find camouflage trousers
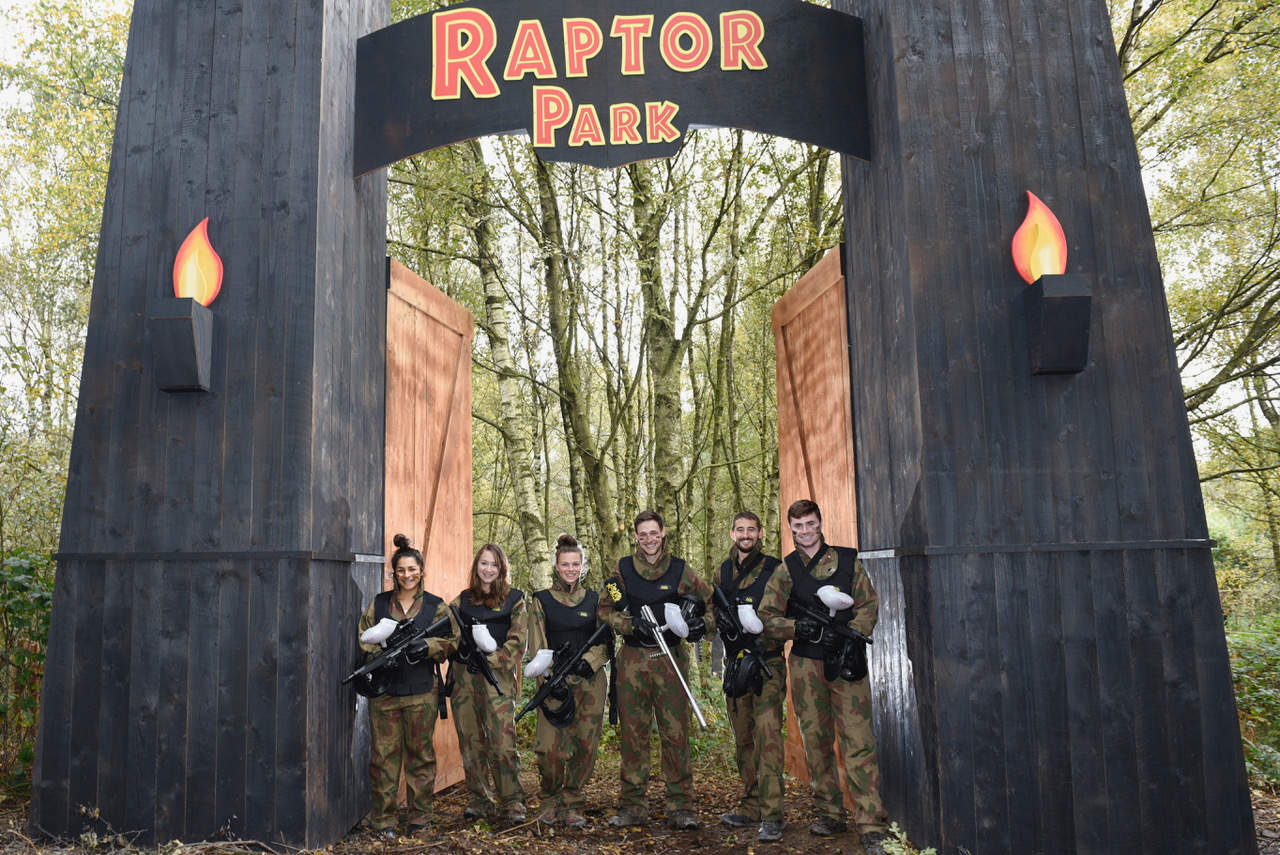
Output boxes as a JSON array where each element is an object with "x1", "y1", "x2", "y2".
[
  {"x1": 450, "y1": 664, "x2": 525, "y2": 812},
  {"x1": 725, "y1": 651, "x2": 787, "y2": 822},
  {"x1": 789, "y1": 654, "x2": 888, "y2": 831},
  {"x1": 534, "y1": 668, "x2": 607, "y2": 815},
  {"x1": 368, "y1": 691, "x2": 439, "y2": 829},
  {"x1": 616, "y1": 642, "x2": 694, "y2": 814}
]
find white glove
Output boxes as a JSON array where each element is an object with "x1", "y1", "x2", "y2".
[
  {"x1": 737, "y1": 603, "x2": 764, "y2": 635},
  {"x1": 663, "y1": 601, "x2": 690, "y2": 638},
  {"x1": 472, "y1": 623, "x2": 498, "y2": 653},
  {"x1": 817, "y1": 584, "x2": 854, "y2": 617},
  {"x1": 360, "y1": 617, "x2": 400, "y2": 646},
  {"x1": 524, "y1": 648, "x2": 554, "y2": 678}
]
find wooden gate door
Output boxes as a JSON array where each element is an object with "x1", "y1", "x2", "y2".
[
  {"x1": 385, "y1": 259, "x2": 473, "y2": 791},
  {"x1": 772, "y1": 245, "x2": 858, "y2": 800}
]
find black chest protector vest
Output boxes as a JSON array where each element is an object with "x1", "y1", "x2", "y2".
[
  {"x1": 373, "y1": 590, "x2": 443, "y2": 696},
  {"x1": 618, "y1": 555, "x2": 685, "y2": 647},
  {"x1": 535, "y1": 589, "x2": 602, "y2": 653},
  {"x1": 719, "y1": 552, "x2": 782, "y2": 657},
  {"x1": 785, "y1": 544, "x2": 857, "y2": 661},
  {"x1": 457, "y1": 589, "x2": 524, "y2": 647}
]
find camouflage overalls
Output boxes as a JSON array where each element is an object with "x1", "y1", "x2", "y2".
[
  {"x1": 449, "y1": 589, "x2": 527, "y2": 816},
  {"x1": 717, "y1": 544, "x2": 788, "y2": 824},
  {"x1": 597, "y1": 550, "x2": 712, "y2": 817},
  {"x1": 357, "y1": 589, "x2": 458, "y2": 831},
  {"x1": 526, "y1": 576, "x2": 613, "y2": 819},
  {"x1": 758, "y1": 541, "x2": 889, "y2": 833}
]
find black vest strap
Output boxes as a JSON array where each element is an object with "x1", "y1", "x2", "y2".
[
  {"x1": 373, "y1": 590, "x2": 443, "y2": 696},
  {"x1": 619, "y1": 555, "x2": 685, "y2": 647},
  {"x1": 458, "y1": 589, "x2": 524, "y2": 646},
  {"x1": 785, "y1": 545, "x2": 856, "y2": 661},
  {"x1": 535, "y1": 588, "x2": 601, "y2": 653}
]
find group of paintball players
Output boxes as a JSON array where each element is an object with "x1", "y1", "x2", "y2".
[{"x1": 347, "y1": 499, "x2": 891, "y2": 855}]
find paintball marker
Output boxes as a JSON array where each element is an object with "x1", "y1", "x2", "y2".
[
  {"x1": 712, "y1": 585, "x2": 774, "y2": 681},
  {"x1": 342, "y1": 613, "x2": 451, "y2": 686},
  {"x1": 448, "y1": 604, "x2": 504, "y2": 695},
  {"x1": 791, "y1": 600, "x2": 872, "y2": 682},
  {"x1": 515, "y1": 621, "x2": 612, "y2": 726},
  {"x1": 639, "y1": 604, "x2": 708, "y2": 728}
]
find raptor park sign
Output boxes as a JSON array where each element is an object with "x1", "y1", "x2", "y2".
[{"x1": 353, "y1": 0, "x2": 870, "y2": 171}]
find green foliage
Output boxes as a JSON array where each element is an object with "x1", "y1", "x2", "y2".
[
  {"x1": 1226, "y1": 616, "x2": 1280, "y2": 791},
  {"x1": 0, "y1": 550, "x2": 54, "y2": 795},
  {"x1": 882, "y1": 822, "x2": 938, "y2": 855}
]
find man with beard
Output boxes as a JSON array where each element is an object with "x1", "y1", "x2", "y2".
[
  {"x1": 714, "y1": 511, "x2": 787, "y2": 842},
  {"x1": 758, "y1": 499, "x2": 889, "y2": 855}
]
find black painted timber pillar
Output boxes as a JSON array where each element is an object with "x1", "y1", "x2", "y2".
[
  {"x1": 840, "y1": 0, "x2": 1256, "y2": 853},
  {"x1": 31, "y1": 1, "x2": 389, "y2": 846}
]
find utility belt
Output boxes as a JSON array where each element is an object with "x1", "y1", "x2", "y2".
[{"x1": 623, "y1": 633, "x2": 684, "y2": 650}]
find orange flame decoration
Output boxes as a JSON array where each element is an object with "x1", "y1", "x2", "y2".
[
  {"x1": 173, "y1": 218, "x2": 224, "y2": 306},
  {"x1": 1010, "y1": 191, "x2": 1067, "y2": 284}
]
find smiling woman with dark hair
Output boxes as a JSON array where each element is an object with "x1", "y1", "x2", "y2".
[
  {"x1": 448, "y1": 543, "x2": 527, "y2": 824},
  {"x1": 355, "y1": 533, "x2": 458, "y2": 840}
]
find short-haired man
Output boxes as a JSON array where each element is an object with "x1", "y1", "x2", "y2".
[
  {"x1": 714, "y1": 511, "x2": 788, "y2": 842},
  {"x1": 598, "y1": 510, "x2": 713, "y2": 830},
  {"x1": 758, "y1": 499, "x2": 889, "y2": 855}
]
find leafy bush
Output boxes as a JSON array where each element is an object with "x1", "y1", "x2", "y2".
[
  {"x1": 1227, "y1": 615, "x2": 1280, "y2": 792},
  {"x1": 1, "y1": 550, "x2": 54, "y2": 796}
]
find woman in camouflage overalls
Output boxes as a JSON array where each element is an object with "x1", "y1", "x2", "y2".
[
  {"x1": 356, "y1": 534, "x2": 458, "y2": 839},
  {"x1": 449, "y1": 543, "x2": 528, "y2": 823},
  {"x1": 524, "y1": 534, "x2": 612, "y2": 828}
]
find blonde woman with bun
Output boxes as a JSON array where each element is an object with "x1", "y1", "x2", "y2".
[
  {"x1": 524, "y1": 534, "x2": 613, "y2": 828},
  {"x1": 355, "y1": 534, "x2": 458, "y2": 839},
  {"x1": 448, "y1": 543, "x2": 527, "y2": 824}
]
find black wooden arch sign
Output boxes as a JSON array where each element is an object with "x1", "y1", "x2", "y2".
[{"x1": 354, "y1": 0, "x2": 869, "y2": 173}]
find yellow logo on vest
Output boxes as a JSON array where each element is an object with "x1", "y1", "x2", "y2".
[{"x1": 606, "y1": 581, "x2": 624, "y2": 603}]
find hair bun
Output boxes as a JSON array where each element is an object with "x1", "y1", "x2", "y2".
[
  {"x1": 393, "y1": 533, "x2": 412, "y2": 549},
  {"x1": 555, "y1": 533, "x2": 579, "y2": 549}
]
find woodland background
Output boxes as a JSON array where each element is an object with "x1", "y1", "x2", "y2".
[{"x1": 0, "y1": 0, "x2": 1277, "y2": 809}]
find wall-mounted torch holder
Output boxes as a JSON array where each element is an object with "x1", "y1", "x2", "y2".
[
  {"x1": 148, "y1": 297, "x2": 213, "y2": 392},
  {"x1": 1025, "y1": 273, "x2": 1091, "y2": 375}
]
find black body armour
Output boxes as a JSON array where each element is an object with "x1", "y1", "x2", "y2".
[
  {"x1": 457, "y1": 589, "x2": 524, "y2": 647},
  {"x1": 719, "y1": 553, "x2": 783, "y2": 659},
  {"x1": 535, "y1": 589, "x2": 602, "y2": 653},
  {"x1": 618, "y1": 556, "x2": 685, "y2": 647},
  {"x1": 785, "y1": 545, "x2": 857, "y2": 661},
  {"x1": 373, "y1": 590, "x2": 443, "y2": 696}
]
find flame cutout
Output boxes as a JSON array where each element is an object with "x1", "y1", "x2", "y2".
[
  {"x1": 1011, "y1": 191, "x2": 1067, "y2": 284},
  {"x1": 173, "y1": 218, "x2": 224, "y2": 306}
]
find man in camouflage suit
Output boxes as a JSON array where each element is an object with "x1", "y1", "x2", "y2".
[
  {"x1": 758, "y1": 499, "x2": 890, "y2": 855},
  {"x1": 714, "y1": 511, "x2": 788, "y2": 842},
  {"x1": 598, "y1": 510, "x2": 712, "y2": 830}
]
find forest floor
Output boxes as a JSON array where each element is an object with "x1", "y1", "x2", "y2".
[{"x1": 2, "y1": 754, "x2": 1277, "y2": 855}]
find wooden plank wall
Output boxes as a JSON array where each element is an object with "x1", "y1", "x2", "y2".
[
  {"x1": 384, "y1": 260, "x2": 474, "y2": 791},
  {"x1": 836, "y1": 0, "x2": 1256, "y2": 851},
  {"x1": 33, "y1": 0, "x2": 391, "y2": 847},
  {"x1": 772, "y1": 246, "x2": 863, "y2": 803}
]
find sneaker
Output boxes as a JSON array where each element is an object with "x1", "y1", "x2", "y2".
[
  {"x1": 406, "y1": 823, "x2": 431, "y2": 836},
  {"x1": 463, "y1": 804, "x2": 492, "y2": 820},
  {"x1": 808, "y1": 817, "x2": 847, "y2": 836},
  {"x1": 859, "y1": 830, "x2": 889, "y2": 855},
  {"x1": 607, "y1": 808, "x2": 647, "y2": 827},
  {"x1": 535, "y1": 808, "x2": 557, "y2": 826},
  {"x1": 371, "y1": 828, "x2": 397, "y2": 842},
  {"x1": 667, "y1": 810, "x2": 701, "y2": 830},
  {"x1": 720, "y1": 812, "x2": 755, "y2": 828},
  {"x1": 758, "y1": 820, "x2": 784, "y2": 842},
  {"x1": 562, "y1": 812, "x2": 589, "y2": 829},
  {"x1": 505, "y1": 808, "x2": 527, "y2": 824}
]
